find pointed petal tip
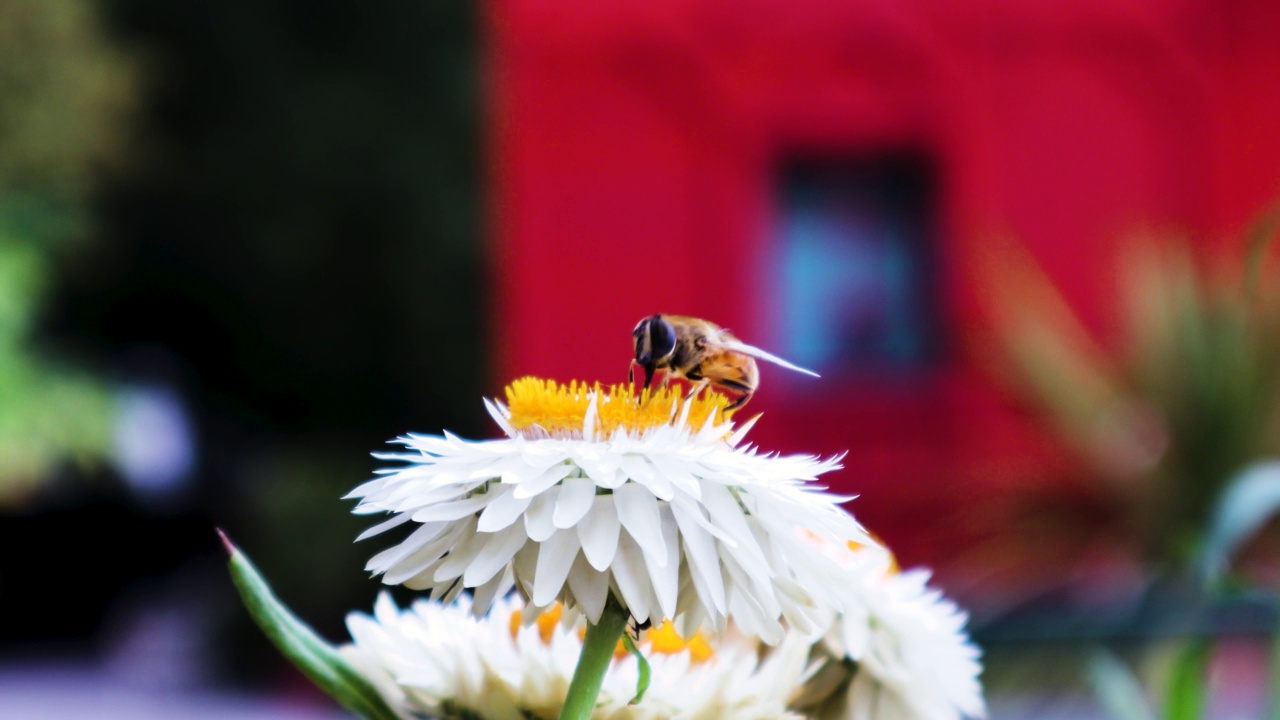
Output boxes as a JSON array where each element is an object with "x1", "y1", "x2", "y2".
[{"x1": 216, "y1": 527, "x2": 235, "y2": 556}]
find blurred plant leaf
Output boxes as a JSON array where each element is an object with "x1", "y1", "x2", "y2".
[
  {"x1": 1163, "y1": 640, "x2": 1210, "y2": 720},
  {"x1": 1198, "y1": 461, "x2": 1280, "y2": 584},
  {"x1": 980, "y1": 207, "x2": 1280, "y2": 568},
  {"x1": 222, "y1": 531, "x2": 401, "y2": 720},
  {"x1": 1244, "y1": 200, "x2": 1280, "y2": 302},
  {"x1": 1087, "y1": 650, "x2": 1156, "y2": 720}
]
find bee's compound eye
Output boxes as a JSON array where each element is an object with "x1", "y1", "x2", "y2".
[
  {"x1": 649, "y1": 316, "x2": 677, "y2": 360},
  {"x1": 633, "y1": 319, "x2": 649, "y2": 357}
]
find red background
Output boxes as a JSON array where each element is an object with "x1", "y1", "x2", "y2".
[{"x1": 484, "y1": 0, "x2": 1280, "y2": 601}]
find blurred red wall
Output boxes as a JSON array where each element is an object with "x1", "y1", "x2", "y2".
[{"x1": 484, "y1": 0, "x2": 1280, "y2": 596}]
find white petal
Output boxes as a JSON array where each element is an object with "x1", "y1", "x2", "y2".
[
  {"x1": 616, "y1": 453, "x2": 655, "y2": 486},
  {"x1": 674, "y1": 507, "x2": 726, "y2": 615},
  {"x1": 379, "y1": 545, "x2": 445, "y2": 586},
  {"x1": 511, "y1": 543, "x2": 540, "y2": 600},
  {"x1": 523, "y1": 489, "x2": 557, "y2": 542},
  {"x1": 842, "y1": 605, "x2": 872, "y2": 659},
  {"x1": 576, "y1": 496, "x2": 621, "y2": 571},
  {"x1": 728, "y1": 581, "x2": 783, "y2": 645},
  {"x1": 476, "y1": 487, "x2": 533, "y2": 532},
  {"x1": 610, "y1": 532, "x2": 652, "y2": 623},
  {"x1": 355, "y1": 512, "x2": 414, "y2": 541},
  {"x1": 641, "y1": 506, "x2": 680, "y2": 620},
  {"x1": 511, "y1": 461, "x2": 575, "y2": 500},
  {"x1": 483, "y1": 397, "x2": 518, "y2": 438},
  {"x1": 389, "y1": 483, "x2": 466, "y2": 514},
  {"x1": 565, "y1": 553, "x2": 609, "y2": 623},
  {"x1": 722, "y1": 552, "x2": 780, "y2": 620},
  {"x1": 433, "y1": 579, "x2": 465, "y2": 604},
  {"x1": 401, "y1": 560, "x2": 447, "y2": 591},
  {"x1": 411, "y1": 493, "x2": 489, "y2": 523},
  {"x1": 462, "y1": 524, "x2": 529, "y2": 586},
  {"x1": 614, "y1": 483, "x2": 666, "y2": 566},
  {"x1": 552, "y1": 477, "x2": 596, "y2": 528},
  {"x1": 365, "y1": 521, "x2": 449, "y2": 569},
  {"x1": 618, "y1": 454, "x2": 672, "y2": 499},
  {"x1": 344, "y1": 475, "x2": 390, "y2": 501},
  {"x1": 430, "y1": 521, "x2": 487, "y2": 582},
  {"x1": 377, "y1": 523, "x2": 470, "y2": 583},
  {"x1": 470, "y1": 566, "x2": 514, "y2": 616},
  {"x1": 726, "y1": 413, "x2": 761, "y2": 446},
  {"x1": 700, "y1": 484, "x2": 769, "y2": 576},
  {"x1": 533, "y1": 529, "x2": 580, "y2": 606},
  {"x1": 647, "y1": 453, "x2": 701, "y2": 499},
  {"x1": 670, "y1": 494, "x2": 735, "y2": 545}
]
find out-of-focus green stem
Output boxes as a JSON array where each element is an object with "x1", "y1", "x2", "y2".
[{"x1": 558, "y1": 601, "x2": 628, "y2": 720}]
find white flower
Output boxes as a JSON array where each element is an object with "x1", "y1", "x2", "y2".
[
  {"x1": 822, "y1": 547, "x2": 986, "y2": 720},
  {"x1": 348, "y1": 378, "x2": 873, "y2": 644},
  {"x1": 340, "y1": 592, "x2": 813, "y2": 720}
]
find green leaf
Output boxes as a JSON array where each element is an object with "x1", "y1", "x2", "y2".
[
  {"x1": 1164, "y1": 640, "x2": 1211, "y2": 720},
  {"x1": 1198, "y1": 461, "x2": 1280, "y2": 584},
  {"x1": 620, "y1": 632, "x2": 651, "y2": 705},
  {"x1": 1086, "y1": 650, "x2": 1155, "y2": 720},
  {"x1": 1243, "y1": 200, "x2": 1280, "y2": 302},
  {"x1": 221, "y1": 530, "x2": 402, "y2": 720}
]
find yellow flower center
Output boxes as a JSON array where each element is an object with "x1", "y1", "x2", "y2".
[
  {"x1": 847, "y1": 538, "x2": 900, "y2": 575},
  {"x1": 509, "y1": 601, "x2": 565, "y2": 644},
  {"x1": 511, "y1": 605, "x2": 715, "y2": 663},
  {"x1": 503, "y1": 377, "x2": 731, "y2": 438},
  {"x1": 645, "y1": 620, "x2": 714, "y2": 663}
]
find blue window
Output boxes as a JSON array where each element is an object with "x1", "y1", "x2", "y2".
[{"x1": 772, "y1": 154, "x2": 939, "y2": 376}]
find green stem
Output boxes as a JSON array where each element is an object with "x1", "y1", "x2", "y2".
[{"x1": 558, "y1": 602, "x2": 628, "y2": 720}]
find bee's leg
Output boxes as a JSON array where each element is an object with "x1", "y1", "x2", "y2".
[
  {"x1": 688, "y1": 378, "x2": 710, "y2": 400},
  {"x1": 724, "y1": 390, "x2": 753, "y2": 411},
  {"x1": 626, "y1": 615, "x2": 651, "y2": 643},
  {"x1": 715, "y1": 378, "x2": 753, "y2": 411},
  {"x1": 637, "y1": 366, "x2": 665, "y2": 406}
]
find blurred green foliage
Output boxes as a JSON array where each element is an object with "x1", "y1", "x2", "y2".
[
  {"x1": 0, "y1": 0, "x2": 139, "y2": 502},
  {"x1": 986, "y1": 211, "x2": 1280, "y2": 568},
  {"x1": 986, "y1": 215, "x2": 1280, "y2": 719},
  {"x1": 1126, "y1": 236, "x2": 1280, "y2": 563},
  {"x1": 0, "y1": 0, "x2": 137, "y2": 198}
]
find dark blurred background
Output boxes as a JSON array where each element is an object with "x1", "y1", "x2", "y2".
[
  {"x1": 5, "y1": 0, "x2": 1280, "y2": 717},
  {"x1": 0, "y1": 0, "x2": 485, "y2": 706}
]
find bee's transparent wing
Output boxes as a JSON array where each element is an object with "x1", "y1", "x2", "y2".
[{"x1": 717, "y1": 338, "x2": 820, "y2": 377}]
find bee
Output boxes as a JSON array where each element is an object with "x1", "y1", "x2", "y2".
[{"x1": 629, "y1": 314, "x2": 819, "y2": 411}]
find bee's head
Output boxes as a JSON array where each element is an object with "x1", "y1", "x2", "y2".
[{"x1": 633, "y1": 314, "x2": 677, "y2": 388}]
